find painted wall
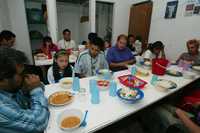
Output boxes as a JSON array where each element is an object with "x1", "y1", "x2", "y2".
[
  {"x1": 132, "y1": 0, "x2": 200, "y2": 60},
  {"x1": 95, "y1": 0, "x2": 136, "y2": 44},
  {"x1": 6, "y1": 0, "x2": 33, "y2": 63},
  {"x1": 57, "y1": 2, "x2": 81, "y2": 44},
  {"x1": 0, "y1": 0, "x2": 11, "y2": 31}
]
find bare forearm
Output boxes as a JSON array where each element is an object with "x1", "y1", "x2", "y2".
[
  {"x1": 177, "y1": 110, "x2": 200, "y2": 133},
  {"x1": 109, "y1": 59, "x2": 135, "y2": 69}
]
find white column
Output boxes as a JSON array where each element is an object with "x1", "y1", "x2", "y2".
[
  {"x1": 46, "y1": 0, "x2": 58, "y2": 43},
  {"x1": 89, "y1": 0, "x2": 96, "y2": 32}
]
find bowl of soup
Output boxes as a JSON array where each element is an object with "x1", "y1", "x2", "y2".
[
  {"x1": 58, "y1": 109, "x2": 83, "y2": 131},
  {"x1": 59, "y1": 78, "x2": 73, "y2": 89}
]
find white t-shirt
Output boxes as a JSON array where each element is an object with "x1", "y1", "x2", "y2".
[
  {"x1": 57, "y1": 39, "x2": 76, "y2": 49},
  {"x1": 142, "y1": 49, "x2": 162, "y2": 61},
  {"x1": 47, "y1": 66, "x2": 74, "y2": 84},
  {"x1": 134, "y1": 40, "x2": 142, "y2": 54}
]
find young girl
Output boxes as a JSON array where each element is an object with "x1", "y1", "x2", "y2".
[
  {"x1": 40, "y1": 36, "x2": 58, "y2": 59},
  {"x1": 142, "y1": 41, "x2": 165, "y2": 62},
  {"x1": 47, "y1": 49, "x2": 73, "y2": 84}
]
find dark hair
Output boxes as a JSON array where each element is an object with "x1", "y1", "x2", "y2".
[
  {"x1": 52, "y1": 49, "x2": 72, "y2": 83},
  {"x1": 0, "y1": 30, "x2": 16, "y2": 41},
  {"x1": 128, "y1": 34, "x2": 135, "y2": 39},
  {"x1": 63, "y1": 29, "x2": 71, "y2": 34},
  {"x1": 91, "y1": 37, "x2": 104, "y2": 51},
  {"x1": 148, "y1": 41, "x2": 164, "y2": 52},
  {"x1": 81, "y1": 41, "x2": 87, "y2": 45},
  {"x1": 0, "y1": 48, "x2": 28, "y2": 80},
  {"x1": 43, "y1": 36, "x2": 52, "y2": 43},
  {"x1": 88, "y1": 32, "x2": 97, "y2": 42},
  {"x1": 135, "y1": 35, "x2": 142, "y2": 41}
]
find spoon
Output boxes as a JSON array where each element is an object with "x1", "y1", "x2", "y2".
[{"x1": 80, "y1": 110, "x2": 88, "y2": 127}]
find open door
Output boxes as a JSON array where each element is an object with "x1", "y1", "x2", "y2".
[{"x1": 129, "y1": 1, "x2": 153, "y2": 50}]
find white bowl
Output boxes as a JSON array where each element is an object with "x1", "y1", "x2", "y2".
[
  {"x1": 58, "y1": 109, "x2": 83, "y2": 131},
  {"x1": 59, "y1": 78, "x2": 73, "y2": 89},
  {"x1": 182, "y1": 71, "x2": 196, "y2": 79}
]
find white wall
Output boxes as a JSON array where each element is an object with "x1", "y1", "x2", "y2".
[
  {"x1": 57, "y1": 2, "x2": 81, "y2": 44},
  {"x1": 133, "y1": 0, "x2": 200, "y2": 60},
  {"x1": 0, "y1": 0, "x2": 11, "y2": 31},
  {"x1": 96, "y1": 0, "x2": 136, "y2": 44},
  {"x1": 6, "y1": 0, "x2": 33, "y2": 64},
  {"x1": 80, "y1": 21, "x2": 90, "y2": 43}
]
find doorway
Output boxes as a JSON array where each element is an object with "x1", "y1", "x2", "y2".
[
  {"x1": 129, "y1": 1, "x2": 153, "y2": 50},
  {"x1": 96, "y1": 1, "x2": 114, "y2": 42}
]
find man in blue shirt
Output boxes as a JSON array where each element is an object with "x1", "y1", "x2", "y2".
[
  {"x1": 107, "y1": 34, "x2": 135, "y2": 71},
  {"x1": 0, "y1": 47, "x2": 49, "y2": 133}
]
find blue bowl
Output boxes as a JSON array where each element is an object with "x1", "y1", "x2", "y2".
[{"x1": 117, "y1": 88, "x2": 144, "y2": 104}]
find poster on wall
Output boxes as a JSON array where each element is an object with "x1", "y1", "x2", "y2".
[
  {"x1": 193, "y1": 5, "x2": 200, "y2": 15},
  {"x1": 184, "y1": 4, "x2": 195, "y2": 16},
  {"x1": 165, "y1": 1, "x2": 179, "y2": 19}
]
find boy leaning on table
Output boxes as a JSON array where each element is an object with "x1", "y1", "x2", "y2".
[{"x1": 0, "y1": 47, "x2": 49, "y2": 133}]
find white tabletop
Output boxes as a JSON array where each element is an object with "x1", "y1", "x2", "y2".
[{"x1": 44, "y1": 65, "x2": 199, "y2": 133}]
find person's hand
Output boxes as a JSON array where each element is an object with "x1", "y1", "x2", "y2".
[
  {"x1": 176, "y1": 108, "x2": 188, "y2": 118},
  {"x1": 23, "y1": 74, "x2": 41, "y2": 92}
]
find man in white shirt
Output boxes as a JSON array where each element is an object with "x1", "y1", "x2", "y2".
[{"x1": 57, "y1": 29, "x2": 76, "y2": 50}]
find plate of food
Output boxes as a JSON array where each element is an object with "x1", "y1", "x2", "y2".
[
  {"x1": 155, "y1": 79, "x2": 177, "y2": 92},
  {"x1": 59, "y1": 78, "x2": 73, "y2": 89},
  {"x1": 58, "y1": 109, "x2": 83, "y2": 131},
  {"x1": 117, "y1": 88, "x2": 144, "y2": 104},
  {"x1": 166, "y1": 69, "x2": 182, "y2": 77},
  {"x1": 48, "y1": 91, "x2": 74, "y2": 106},
  {"x1": 136, "y1": 67, "x2": 149, "y2": 77},
  {"x1": 192, "y1": 65, "x2": 200, "y2": 72},
  {"x1": 118, "y1": 75, "x2": 147, "y2": 89},
  {"x1": 97, "y1": 80, "x2": 110, "y2": 90}
]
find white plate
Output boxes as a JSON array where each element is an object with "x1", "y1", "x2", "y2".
[
  {"x1": 192, "y1": 66, "x2": 200, "y2": 71},
  {"x1": 48, "y1": 91, "x2": 74, "y2": 106},
  {"x1": 155, "y1": 79, "x2": 177, "y2": 92}
]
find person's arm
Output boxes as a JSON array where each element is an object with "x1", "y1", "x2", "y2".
[
  {"x1": 109, "y1": 59, "x2": 135, "y2": 69},
  {"x1": 74, "y1": 55, "x2": 86, "y2": 78},
  {"x1": 1, "y1": 75, "x2": 49, "y2": 133},
  {"x1": 176, "y1": 108, "x2": 200, "y2": 133},
  {"x1": 47, "y1": 67, "x2": 55, "y2": 84}
]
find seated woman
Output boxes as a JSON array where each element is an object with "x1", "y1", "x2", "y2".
[
  {"x1": 39, "y1": 36, "x2": 59, "y2": 58},
  {"x1": 47, "y1": 49, "x2": 73, "y2": 84},
  {"x1": 142, "y1": 41, "x2": 165, "y2": 62},
  {"x1": 176, "y1": 39, "x2": 200, "y2": 66},
  {"x1": 74, "y1": 37, "x2": 108, "y2": 78},
  {"x1": 106, "y1": 34, "x2": 135, "y2": 72}
]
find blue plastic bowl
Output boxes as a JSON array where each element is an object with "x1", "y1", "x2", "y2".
[{"x1": 117, "y1": 88, "x2": 144, "y2": 104}]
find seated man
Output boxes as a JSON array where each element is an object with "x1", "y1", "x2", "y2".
[
  {"x1": 57, "y1": 29, "x2": 76, "y2": 50},
  {"x1": 74, "y1": 37, "x2": 108, "y2": 78},
  {"x1": 176, "y1": 39, "x2": 200, "y2": 65},
  {"x1": 0, "y1": 48, "x2": 49, "y2": 133},
  {"x1": 0, "y1": 30, "x2": 16, "y2": 48},
  {"x1": 106, "y1": 34, "x2": 135, "y2": 71}
]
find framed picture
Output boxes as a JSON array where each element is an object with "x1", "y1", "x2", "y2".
[
  {"x1": 165, "y1": 1, "x2": 178, "y2": 19},
  {"x1": 184, "y1": 4, "x2": 195, "y2": 16},
  {"x1": 193, "y1": 5, "x2": 200, "y2": 15}
]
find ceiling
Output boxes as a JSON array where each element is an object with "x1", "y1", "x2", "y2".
[{"x1": 56, "y1": 0, "x2": 88, "y2": 4}]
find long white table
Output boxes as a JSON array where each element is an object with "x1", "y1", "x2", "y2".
[{"x1": 44, "y1": 65, "x2": 199, "y2": 133}]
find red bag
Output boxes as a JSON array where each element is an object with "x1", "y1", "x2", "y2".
[{"x1": 152, "y1": 58, "x2": 169, "y2": 75}]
